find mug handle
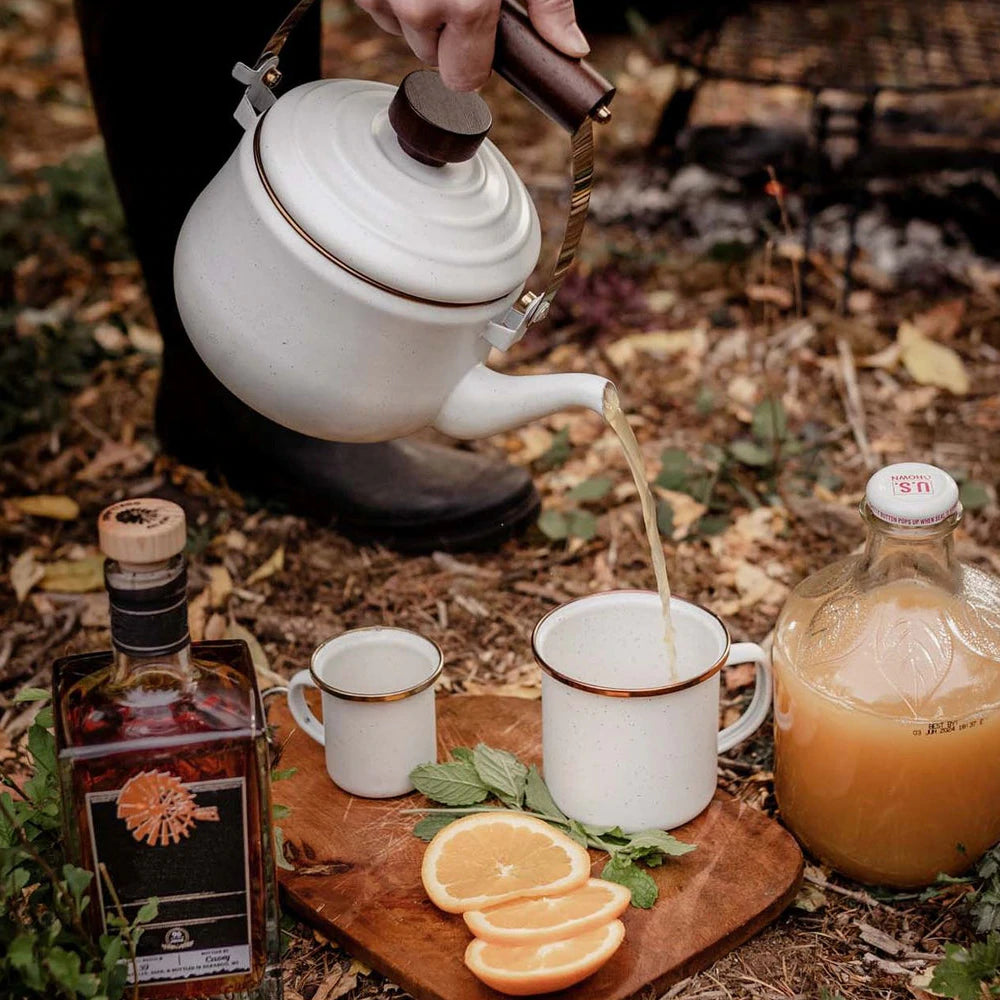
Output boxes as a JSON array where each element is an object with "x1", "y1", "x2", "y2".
[
  {"x1": 287, "y1": 669, "x2": 325, "y2": 746},
  {"x1": 717, "y1": 642, "x2": 773, "y2": 754}
]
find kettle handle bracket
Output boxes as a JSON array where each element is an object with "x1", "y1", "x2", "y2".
[{"x1": 232, "y1": 56, "x2": 281, "y2": 130}]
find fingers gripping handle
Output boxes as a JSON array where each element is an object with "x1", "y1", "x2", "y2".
[
  {"x1": 717, "y1": 642, "x2": 773, "y2": 754},
  {"x1": 287, "y1": 669, "x2": 326, "y2": 746}
]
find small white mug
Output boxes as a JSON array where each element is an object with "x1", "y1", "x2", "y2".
[
  {"x1": 287, "y1": 627, "x2": 443, "y2": 798},
  {"x1": 534, "y1": 591, "x2": 772, "y2": 832}
]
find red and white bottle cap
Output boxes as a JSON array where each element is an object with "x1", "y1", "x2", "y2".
[{"x1": 865, "y1": 462, "x2": 961, "y2": 527}]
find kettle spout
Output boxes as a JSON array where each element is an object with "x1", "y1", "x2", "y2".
[{"x1": 433, "y1": 365, "x2": 612, "y2": 440}]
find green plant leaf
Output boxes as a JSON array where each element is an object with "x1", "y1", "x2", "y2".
[
  {"x1": 272, "y1": 803, "x2": 291, "y2": 820},
  {"x1": 62, "y1": 864, "x2": 93, "y2": 911},
  {"x1": 535, "y1": 428, "x2": 571, "y2": 471},
  {"x1": 565, "y1": 509, "x2": 597, "y2": 542},
  {"x1": 44, "y1": 946, "x2": 83, "y2": 992},
  {"x1": 960, "y1": 481, "x2": 991, "y2": 511},
  {"x1": 729, "y1": 440, "x2": 773, "y2": 467},
  {"x1": 134, "y1": 898, "x2": 159, "y2": 925},
  {"x1": 524, "y1": 765, "x2": 568, "y2": 823},
  {"x1": 410, "y1": 761, "x2": 490, "y2": 806},
  {"x1": 270, "y1": 767, "x2": 297, "y2": 782},
  {"x1": 930, "y1": 935, "x2": 1000, "y2": 1000},
  {"x1": 450, "y1": 747, "x2": 474, "y2": 764},
  {"x1": 600, "y1": 856, "x2": 658, "y2": 909},
  {"x1": 566, "y1": 477, "x2": 612, "y2": 503},
  {"x1": 537, "y1": 510, "x2": 569, "y2": 541},
  {"x1": 13, "y1": 687, "x2": 49, "y2": 704},
  {"x1": 656, "y1": 448, "x2": 693, "y2": 491},
  {"x1": 656, "y1": 498, "x2": 674, "y2": 537},
  {"x1": 697, "y1": 515, "x2": 731, "y2": 536},
  {"x1": 751, "y1": 397, "x2": 788, "y2": 443},
  {"x1": 472, "y1": 745, "x2": 528, "y2": 805},
  {"x1": 413, "y1": 815, "x2": 457, "y2": 841}
]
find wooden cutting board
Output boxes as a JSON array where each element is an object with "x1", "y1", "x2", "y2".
[{"x1": 270, "y1": 695, "x2": 802, "y2": 1000}]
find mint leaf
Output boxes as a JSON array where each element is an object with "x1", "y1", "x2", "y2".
[
  {"x1": 624, "y1": 829, "x2": 696, "y2": 858},
  {"x1": 410, "y1": 761, "x2": 490, "y2": 806},
  {"x1": 601, "y1": 855, "x2": 658, "y2": 909},
  {"x1": 524, "y1": 765, "x2": 568, "y2": 823},
  {"x1": 472, "y1": 744, "x2": 528, "y2": 805},
  {"x1": 135, "y1": 898, "x2": 159, "y2": 924},
  {"x1": 451, "y1": 747, "x2": 475, "y2": 764},
  {"x1": 413, "y1": 815, "x2": 458, "y2": 841},
  {"x1": 930, "y1": 936, "x2": 1000, "y2": 1000},
  {"x1": 271, "y1": 767, "x2": 297, "y2": 782},
  {"x1": 567, "y1": 477, "x2": 612, "y2": 503}
]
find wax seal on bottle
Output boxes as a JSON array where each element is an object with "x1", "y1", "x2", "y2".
[
  {"x1": 98, "y1": 498, "x2": 187, "y2": 565},
  {"x1": 865, "y1": 462, "x2": 961, "y2": 527}
]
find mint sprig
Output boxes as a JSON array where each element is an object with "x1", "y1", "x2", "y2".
[{"x1": 406, "y1": 743, "x2": 695, "y2": 908}]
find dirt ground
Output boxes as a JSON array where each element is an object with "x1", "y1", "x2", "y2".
[{"x1": 3, "y1": 1, "x2": 1000, "y2": 997}]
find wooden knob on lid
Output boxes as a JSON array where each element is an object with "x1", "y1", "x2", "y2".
[
  {"x1": 388, "y1": 71, "x2": 492, "y2": 167},
  {"x1": 98, "y1": 499, "x2": 187, "y2": 565}
]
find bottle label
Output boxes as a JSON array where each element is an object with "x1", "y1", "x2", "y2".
[{"x1": 86, "y1": 771, "x2": 252, "y2": 985}]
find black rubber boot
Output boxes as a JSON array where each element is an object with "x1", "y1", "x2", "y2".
[{"x1": 74, "y1": 0, "x2": 539, "y2": 551}]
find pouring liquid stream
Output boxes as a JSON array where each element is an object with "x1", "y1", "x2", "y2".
[{"x1": 603, "y1": 384, "x2": 678, "y2": 679}]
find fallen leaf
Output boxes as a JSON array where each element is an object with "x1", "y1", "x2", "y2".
[
  {"x1": 10, "y1": 550, "x2": 45, "y2": 602},
  {"x1": 11, "y1": 495, "x2": 80, "y2": 521},
  {"x1": 914, "y1": 299, "x2": 964, "y2": 341},
  {"x1": 605, "y1": 329, "x2": 701, "y2": 368},
  {"x1": 746, "y1": 283, "x2": 794, "y2": 309},
  {"x1": 226, "y1": 620, "x2": 285, "y2": 689},
  {"x1": 726, "y1": 374, "x2": 759, "y2": 409},
  {"x1": 724, "y1": 663, "x2": 757, "y2": 692},
  {"x1": 653, "y1": 488, "x2": 707, "y2": 540},
  {"x1": 859, "y1": 343, "x2": 901, "y2": 370},
  {"x1": 92, "y1": 322, "x2": 127, "y2": 352},
  {"x1": 79, "y1": 593, "x2": 110, "y2": 628},
  {"x1": 76, "y1": 439, "x2": 153, "y2": 482},
  {"x1": 128, "y1": 324, "x2": 164, "y2": 354},
  {"x1": 894, "y1": 386, "x2": 938, "y2": 413},
  {"x1": 40, "y1": 555, "x2": 105, "y2": 593},
  {"x1": 205, "y1": 612, "x2": 227, "y2": 641},
  {"x1": 189, "y1": 588, "x2": 210, "y2": 642},
  {"x1": 508, "y1": 426, "x2": 552, "y2": 465},
  {"x1": 206, "y1": 565, "x2": 233, "y2": 606},
  {"x1": 897, "y1": 321, "x2": 969, "y2": 395},
  {"x1": 646, "y1": 289, "x2": 677, "y2": 312},
  {"x1": 793, "y1": 881, "x2": 827, "y2": 912},
  {"x1": 246, "y1": 545, "x2": 285, "y2": 585}
]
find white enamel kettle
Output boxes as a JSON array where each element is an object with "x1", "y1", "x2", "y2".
[{"x1": 174, "y1": 0, "x2": 616, "y2": 442}]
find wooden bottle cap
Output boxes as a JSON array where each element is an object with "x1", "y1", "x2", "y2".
[{"x1": 98, "y1": 498, "x2": 187, "y2": 564}]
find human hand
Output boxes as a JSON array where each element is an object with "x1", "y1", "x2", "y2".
[{"x1": 354, "y1": 0, "x2": 589, "y2": 91}]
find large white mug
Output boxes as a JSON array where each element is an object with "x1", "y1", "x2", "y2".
[
  {"x1": 287, "y1": 627, "x2": 442, "y2": 797},
  {"x1": 534, "y1": 591, "x2": 772, "y2": 831}
]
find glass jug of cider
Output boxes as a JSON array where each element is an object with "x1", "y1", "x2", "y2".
[{"x1": 773, "y1": 462, "x2": 1000, "y2": 887}]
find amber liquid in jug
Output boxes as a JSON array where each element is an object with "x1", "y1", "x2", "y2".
[{"x1": 773, "y1": 463, "x2": 1000, "y2": 887}]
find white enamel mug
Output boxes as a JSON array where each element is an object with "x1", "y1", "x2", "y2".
[
  {"x1": 534, "y1": 591, "x2": 772, "y2": 832},
  {"x1": 287, "y1": 627, "x2": 442, "y2": 797}
]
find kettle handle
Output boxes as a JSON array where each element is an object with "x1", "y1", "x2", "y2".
[{"x1": 231, "y1": 0, "x2": 613, "y2": 344}]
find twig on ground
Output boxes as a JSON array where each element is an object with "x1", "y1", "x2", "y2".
[
  {"x1": 804, "y1": 869, "x2": 897, "y2": 912},
  {"x1": 835, "y1": 336, "x2": 877, "y2": 470}
]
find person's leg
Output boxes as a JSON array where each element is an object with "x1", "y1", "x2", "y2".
[{"x1": 74, "y1": 0, "x2": 539, "y2": 552}]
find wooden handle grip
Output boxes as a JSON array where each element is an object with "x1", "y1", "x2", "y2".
[{"x1": 492, "y1": 0, "x2": 615, "y2": 132}]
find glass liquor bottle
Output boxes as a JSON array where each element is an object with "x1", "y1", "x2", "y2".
[
  {"x1": 773, "y1": 463, "x2": 1000, "y2": 887},
  {"x1": 53, "y1": 499, "x2": 282, "y2": 999}
]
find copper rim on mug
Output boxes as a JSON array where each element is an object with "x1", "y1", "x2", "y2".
[
  {"x1": 309, "y1": 626, "x2": 443, "y2": 703},
  {"x1": 532, "y1": 590, "x2": 732, "y2": 698}
]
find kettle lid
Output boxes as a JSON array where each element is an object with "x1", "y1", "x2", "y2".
[{"x1": 255, "y1": 74, "x2": 540, "y2": 305}]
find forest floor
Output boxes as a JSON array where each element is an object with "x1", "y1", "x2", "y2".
[{"x1": 3, "y1": 1, "x2": 1000, "y2": 997}]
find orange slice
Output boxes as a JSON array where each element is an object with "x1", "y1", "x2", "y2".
[
  {"x1": 464, "y1": 919, "x2": 626, "y2": 995},
  {"x1": 463, "y1": 878, "x2": 631, "y2": 945},
  {"x1": 421, "y1": 813, "x2": 591, "y2": 914}
]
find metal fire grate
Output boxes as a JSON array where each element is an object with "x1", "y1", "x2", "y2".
[{"x1": 658, "y1": 0, "x2": 1000, "y2": 94}]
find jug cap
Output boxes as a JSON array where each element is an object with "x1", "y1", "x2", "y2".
[
  {"x1": 865, "y1": 462, "x2": 961, "y2": 527},
  {"x1": 255, "y1": 78, "x2": 540, "y2": 305},
  {"x1": 99, "y1": 498, "x2": 187, "y2": 564}
]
